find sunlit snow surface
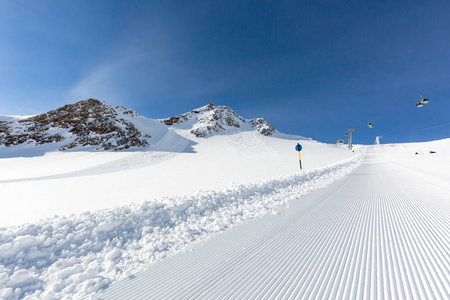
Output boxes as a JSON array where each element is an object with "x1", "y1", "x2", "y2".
[
  {"x1": 0, "y1": 136, "x2": 449, "y2": 299},
  {"x1": 0, "y1": 131, "x2": 350, "y2": 227},
  {"x1": 104, "y1": 142, "x2": 450, "y2": 300}
]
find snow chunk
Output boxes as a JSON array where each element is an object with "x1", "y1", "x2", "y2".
[
  {"x1": 0, "y1": 272, "x2": 9, "y2": 285},
  {"x1": 0, "y1": 288, "x2": 14, "y2": 299},
  {"x1": 105, "y1": 249, "x2": 122, "y2": 261},
  {"x1": 8, "y1": 269, "x2": 36, "y2": 287},
  {"x1": 40, "y1": 290, "x2": 56, "y2": 300},
  {"x1": 0, "y1": 243, "x2": 15, "y2": 260},
  {"x1": 13, "y1": 235, "x2": 42, "y2": 249}
]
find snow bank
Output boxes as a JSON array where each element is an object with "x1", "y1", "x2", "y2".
[{"x1": 0, "y1": 156, "x2": 361, "y2": 299}]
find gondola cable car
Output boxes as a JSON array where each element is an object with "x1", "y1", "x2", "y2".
[{"x1": 417, "y1": 95, "x2": 429, "y2": 107}]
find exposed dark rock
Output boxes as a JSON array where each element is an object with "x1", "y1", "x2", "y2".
[
  {"x1": 250, "y1": 118, "x2": 276, "y2": 136},
  {"x1": 162, "y1": 116, "x2": 186, "y2": 126},
  {"x1": 162, "y1": 103, "x2": 275, "y2": 137},
  {"x1": 0, "y1": 100, "x2": 276, "y2": 151},
  {"x1": 0, "y1": 98, "x2": 150, "y2": 151}
]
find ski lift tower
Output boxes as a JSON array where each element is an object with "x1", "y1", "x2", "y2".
[
  {"x1": 375, "y1": 136, "x2": 382, "y2": 146},
  {"x1": 345, "y1": 128, "x2": 355, "y2": 150}
]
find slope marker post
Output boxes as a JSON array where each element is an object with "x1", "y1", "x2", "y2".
[{"x1": 295, "y1": 143, "x2": 303, "y2": 172}]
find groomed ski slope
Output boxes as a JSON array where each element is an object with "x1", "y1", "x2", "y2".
[
  {"x1": 0, "y1": 153, "x2": 360, "y2": 299},
  {"x1": 103, "y1": 147, "x2": 450, "y2": 300}
]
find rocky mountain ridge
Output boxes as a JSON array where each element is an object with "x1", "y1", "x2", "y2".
[
  {"x1": 0, "y1": 100, "x2": 276, "y2": 151},
  {"x1": 0, "y1": 99, "x2": 150, "y2": 150},
  {"x1": 161, "y1": 103, "x2": 275, "y2": 137}
]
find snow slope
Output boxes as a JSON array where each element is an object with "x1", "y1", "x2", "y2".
[
  {"x1": 0, "y1": 102, "x2": 360, "y2": 299},
  {"x1": 1, "y1": 100, "x2": 448, "y2": 299},
  {"x1": 0, "y1": 157, "x2": 361, "y2": 300},
  {"x1": 0, "y1": 106, "x2": 353, "y2": 227},
  {"x1": 0, "y1": 139, "x2": 448, "y2": 299},
  {"x1": 103, "y1": 141, "x2": 450, "y2": 300}
]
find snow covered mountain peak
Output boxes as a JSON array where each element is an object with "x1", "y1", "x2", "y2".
[
  {"x1": 0, "y1": 100, "x2": 276, "y2": 152},
  {"x1": 162, "y1": 103, "x2": 276, "y2": 137},
  {"x1": 0, "y1": 98, "x2": 150, "y2": 151}
]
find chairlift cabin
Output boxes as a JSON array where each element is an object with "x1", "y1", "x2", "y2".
[
  {"x1": 368, "y1": 122, "x2": 373, "y2": 128},
  {"x1": 419, "y1": 95, "x2": 429, "y2": 105},
  {"x1": 416, "y1": 102, "x2": 424, "y2": 107}
]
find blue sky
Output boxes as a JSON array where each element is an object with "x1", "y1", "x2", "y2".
[{"x1": 1, "y1": 0, "x2": 449, "y2": 145}]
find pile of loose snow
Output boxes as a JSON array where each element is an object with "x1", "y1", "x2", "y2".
[{"x1": 0, "y1": 157, "x2": 361, "y2": 299}]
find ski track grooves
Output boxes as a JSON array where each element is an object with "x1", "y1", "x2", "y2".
[{"x1": 103, "y1": 152, "x2": 450, "y2": 300}]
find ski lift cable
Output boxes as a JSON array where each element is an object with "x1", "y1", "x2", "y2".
[{"x1": 379, "y1": 121, "x2": 450, "y2": 138}]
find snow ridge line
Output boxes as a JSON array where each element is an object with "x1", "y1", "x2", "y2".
[{"x1": 0, "y1": 156, "x2": 362, "y2": 300}]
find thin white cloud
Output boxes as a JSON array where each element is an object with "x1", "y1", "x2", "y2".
[{"x1": 67, "y1": 55, "x2": 137, "y2": 104}]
